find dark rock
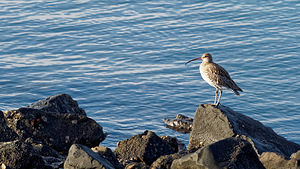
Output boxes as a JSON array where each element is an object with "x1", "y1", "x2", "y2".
[
  {"x1": 150, "y1": 154, "x2": 183, "y2": 169},
  {"x1": 92, "y1": 146, "x2": 124, "y2": 169},
  {"x1": 188, "y1": 104, "x2": 300, "y2": 158},
  {"x1": 172, "y1": 137, "x2": 265, "y2": 169},
  {"x1": 30, "y1": 141, "x2": 62, "y2": 158},
  {"x1": 114, "y1": 130, "x2": 175, "y2": 165},
  {"x1": 0, "y1": 110, "x2": 19, "y2": 142},
  {"x1": 30, "y1": 142, "x2": 65, "y2": 168},
  {"x1": 42, "y1": 156, "x2": 65, "y2": 169},
  {"x1": 260, "y1": 152, "x2": 299, "y2": 169},
  {"x1": 125, "y1": 162, "x2": 148, "y2": 169},
  {"x1": 163, "y1": 114, "x2": 193, "y2": 133},
  {"x1": 4, "y1": 107, "x2": 106, "y2": 154},
  {"x1": 0, "y1": 140, "x2": 45, "y2": 169},
  {"x1": 160, "y1": 136, "x2": 186, "y2": 153},
  {"x1": 64, "y1": 144, "x2": 114, "y2": 169},
  {"x1": 27, "y1": 93, "x2": 86, "y2": 116},
  {"x1": 176, "y1": 114, "x2": 193, "y2": 122}
]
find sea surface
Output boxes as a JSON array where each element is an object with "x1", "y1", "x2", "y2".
[{"x1": 1, "y1": 0, "x2": 299, "y2": 149}]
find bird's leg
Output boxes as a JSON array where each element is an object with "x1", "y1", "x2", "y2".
[
  {"x1": 214, "y1": 88, "x2": 219, "y2": 105},
  {"x1": 216, "y1": 89, "x2": 222, "y2": 106}
]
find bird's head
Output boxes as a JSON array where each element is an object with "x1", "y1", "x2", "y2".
[
  {"x1": 201, "y1": 53, "x2": 213, "y2": 62},
  {"x1": 185, "y1": 53, "x2": 213, "y2": 65}
]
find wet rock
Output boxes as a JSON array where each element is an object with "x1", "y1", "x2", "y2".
[
  {"x1": 64, "y1": 144, "x2": 114, "y2": 169},
  {"x1": 92, "y1": 146, "x2": 123, "y2": 169},
  {"x1": 4, "y1": 107, "x2": 106, "y2": 154},
  {"x1": 150, "y1": 154, "x2": 183, "y2": 169},
  {"x1": 114, "y1": 130, "x2": 175, "y2": 165},
  {"x1": 163, "y1": 114, "x2": 193, "y2": 133},
  {"x1": 172, "y1": 137, "x2": 265, "y2": 169},
  {"x1": 259, "y1": 152, "x2": 299, "y2": 169},
  {"x1": 28, "y1": 93, "x2": 86, "y2": 116},
  {"x1": 0, "y1": 140, "x2": 45, "y2": 169},
  {"x1": 188, "y1": 104, "x2": 300, "y2": 158},
  {"x1": 0, "y1": 110, "x2": 19, "y2": 142}
]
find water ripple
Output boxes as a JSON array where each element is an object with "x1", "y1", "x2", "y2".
[{"x1": 0, "y1": 0, "x2": 299, "y2": 148}]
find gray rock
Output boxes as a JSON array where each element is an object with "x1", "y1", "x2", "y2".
[
  {"x1": 114, "y1": 130, "x2": 175, "y2": 165},
  {"x1": 0, "y1": 140, "x2": 45, "y2": 169},
  {"x1": 0, "y1": 110, "x2": 19, "y2": 142},
  {"x1": 259, "y1": 152, "x2": 299, "y2": 169},
  {"x1": 188, "y1": 104, "x2": 300, "y2": 158},
  {"x1": 28, "y1": 93, "x2": 86, "y2": 116},
  {"x1": 64, "y1": 144, "x2": 114, "y2": 169},
  {"x1": 4, "y1": 107, "x2": 106, "y2": 154},
  {"x1": 150, "y1": 154, "x2": 183, "y2": 169},
  {"x1": 172, "y1": 137, "x2": 265, "y2": 169},
  {"x1": 92, "y1": 146, "x2": 123, "y2": 169}
]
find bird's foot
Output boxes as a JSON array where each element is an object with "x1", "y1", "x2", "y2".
[{"x1": 213, "y1": 102, "x2": 220, "y2": 107}]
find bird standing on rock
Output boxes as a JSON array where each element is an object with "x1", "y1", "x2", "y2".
[{"x1": 185, "y1": 53, "x2": 243, "y2": 106}]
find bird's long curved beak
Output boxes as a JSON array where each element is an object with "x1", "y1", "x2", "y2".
[{"x1": 185, "y1": 57, "x2": 202, "y2": 65}]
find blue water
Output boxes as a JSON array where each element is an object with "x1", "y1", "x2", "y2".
[{"x1": 1, "y1": 1, "x2": 299, "y2": 149}]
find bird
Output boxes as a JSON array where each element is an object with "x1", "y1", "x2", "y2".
[{"x1": 185, "y1": 53, "x2": 242, "y2": 106}]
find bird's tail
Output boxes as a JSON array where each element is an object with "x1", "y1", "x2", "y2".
[
  {"x1": 233, "y1": 89, "x2": 240, "y2": 96},
  {"x1": 233, "y1": 88, "x2": 243, "y2": 96}
]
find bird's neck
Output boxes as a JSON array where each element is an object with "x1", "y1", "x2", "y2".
[
  {"x1": 202, "y1": 60, "x2": 213, "y2": 64},
  {"x1": 202, "y1": 57, "x2": 213, "y2": 63}
]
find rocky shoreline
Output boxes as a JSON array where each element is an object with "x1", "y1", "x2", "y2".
[{"x1": 1, "y1": 94, "x2": 300, "y2": 169}]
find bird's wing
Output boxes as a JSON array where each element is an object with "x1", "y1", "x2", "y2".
[
  {"x1": 206, "y1": 63, "x2": 231, "y2": 81},
  {"x1": 206, "y1": 63, "x2": 241, "y2": 90}
]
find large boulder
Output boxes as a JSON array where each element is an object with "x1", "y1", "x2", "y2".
[
  {"x1": 64, "y1": 144, "x2": 114, "y2": 169},
  {"x1": 188, "y1": 104, "x2": 300, "y2": 158},
  {"x1": 4, "y1": 107, "x2": 106, "y2": 153},
  {"x1": 0, "y1": 110, "x2": 19, "y2": 142},
  {"x1": 172, "y1": 137, "x2": 265, "y2": 169},
  {"x1": 27, "y1": 93, "x2": 86, "y2": 116},
  {"x1": 0, "y1": 140, "x2": 45, "y2": 169},
  {"x1": 114, "y1": 130, "x2": 175, "y2": 165}
]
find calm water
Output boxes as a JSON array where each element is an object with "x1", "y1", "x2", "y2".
[{"x1": 1, "y1": 0, "x2": 299, "y2": 149}]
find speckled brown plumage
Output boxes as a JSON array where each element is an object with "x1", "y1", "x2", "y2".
[{"x1": 186, "y1": 53, "x2": 242, "y2": 106}]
